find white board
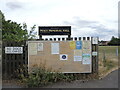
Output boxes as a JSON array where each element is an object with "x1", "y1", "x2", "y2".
[
  {"x1": 37, "y1": 43, "x2": 43, "y2": 51},
  {"x1": 5, "y1": 47, "x2": 23, "y2": 54},
  {"x1": 51, "y1": 43, "x2": 59, "y2": 54}
]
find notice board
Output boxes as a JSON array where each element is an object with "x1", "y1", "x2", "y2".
[{"x1": 28, "y1": 40, "x2": 92, "y2": 73}]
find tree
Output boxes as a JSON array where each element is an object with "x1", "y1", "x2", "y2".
[
  {"x1": 0, "y1": 10, "x2": 37, "y2": 42},
  {"x1": 108, "y1": 36, "x2": 120, "y2": 46}
]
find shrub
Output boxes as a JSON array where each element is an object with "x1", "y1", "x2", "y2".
[{"x1": 18, "y1": 65, "x2": 74, "y2": 87}]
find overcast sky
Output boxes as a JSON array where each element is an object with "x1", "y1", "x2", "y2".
[{"x1": 0, "y1": 0, "x2": 119, "y2": 40}]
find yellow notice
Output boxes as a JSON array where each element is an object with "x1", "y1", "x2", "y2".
[{"x1": 69, "y1": 41, "x2": 76, "y2": 49}]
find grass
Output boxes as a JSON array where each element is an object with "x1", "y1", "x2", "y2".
[
  {"x1": 99, "y1": 46, "x2": 118, "y2": 61},
  {"x1": 98, "y1": 46, "x2": 118, "y2": 77}
]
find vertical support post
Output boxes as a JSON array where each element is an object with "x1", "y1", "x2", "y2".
[
  {"x1": 96, "y1": 37, "x2": 99, "y2": 74},
  {"x1": 68, "y1": 35, "x2": 71, "y2": 40},
  {"x1": 91, "y1": 37, "x2": 99, "y2": 74},
  {"x1": 39, "y1": 35, "x2": 42, "y2": 40}
]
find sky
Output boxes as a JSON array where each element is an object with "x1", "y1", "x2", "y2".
[{"x1": 0, "y1": 0, "x2": 119, "y2": 40}]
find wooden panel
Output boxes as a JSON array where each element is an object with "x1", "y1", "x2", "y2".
[{"x1": 28, "y1": 40, "x2": 92, "y2": 73}]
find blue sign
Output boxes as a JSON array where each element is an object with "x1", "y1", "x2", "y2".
[{"x1": 76, "y1": 41, "x2": 82, "y2": 49}]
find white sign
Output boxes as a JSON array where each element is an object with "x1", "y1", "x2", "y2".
[
  {"x1": 92, "y1": 37, "x2": 98, "y2": 44},
  {"x1": 51, "y1": 43, "x2": 59, "y2": 54},
  {"x1": 92, "y1": 52, "x2": 98, "y2": 56},
  {"x1": 82, "y1": 53, "x2": 91, "y2": 64},
  {"x1": 37, "y1": 43, "x2": 43, "y2": 51},
  {"x1": 60, "y1": 54, "x2": 68, "y2": 60},
  {"x1": 29, "y1": 43, "x2": 37, "y2": 55},
  {"x1": 5, "y1": 47, "x2": 23, "y2": 54},
  {"x1": 74, "y1": 56, "x2": 82, "y2": 61}
]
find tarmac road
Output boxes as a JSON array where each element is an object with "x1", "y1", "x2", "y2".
[
  {"x1": 2, "y1": 69, "x2": 119, "y2": 88},
  {"x1": 44, "y1": 69, "x2": 119, "y2": 88}
]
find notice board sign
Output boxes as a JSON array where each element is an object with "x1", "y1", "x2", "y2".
[
  {"x1": 28, "y1": 40, "x2": 92, "y2": 73},
  {"x1": 38, "y1": 26, "x2": 71, "y2": 35},
  {"x1": 5, "y1": 47, "x2": 23, "y2": 54}
]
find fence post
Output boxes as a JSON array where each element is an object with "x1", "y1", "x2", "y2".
[
  {"x1": 91, "y1": 37, "x2": 99, "y2": 74},
  {"x1": 116, "y1": 47, "x2": 118, "y2": 56},
  {"x1": 103, "y1": 49, "x2": 106, "y2": 67}
]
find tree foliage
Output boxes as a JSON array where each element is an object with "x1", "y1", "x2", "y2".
[
  {"x1": 108, "y1": 36, "x2": 120, "y2": 46},
  {"x1": 0, "y1": 10, "x2": 37, "y2": 42}
]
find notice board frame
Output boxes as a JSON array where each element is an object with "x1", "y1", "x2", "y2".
[{"x1": 28, "y1": 37, "x2": 98, "y2": 73}]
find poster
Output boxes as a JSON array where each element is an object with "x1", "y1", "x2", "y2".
[
  {"x1": 76, "y1": 41, "x2": 82, "y2": 49},
  {"x1": 74, "y1": 50, "x2": 82, "y2": 56},
  {"x1": 82, "y1": 41, "x2": 91, "y2": 50},
  {"x1": 69, "y1": 41, "x2": 76, "y2": 49},
  {"x1": 37, "y1": 43, "x2": 43, "y2": 51},
  {"x1": 92, "y1": 37, "x2": 98, "y2": 44},
  {"x1": 74, "y1": 56, "x2": 82, "y2": 61},
  {"x1": 82, "y1": 53, "x2": 91, "y2": 64},
  {"x1": 29, "y1": 43, "x2": 37, "y2": 55},
  {"x1": 60, "y1": 54, "x2": 68, "y2": 60},
  {"x1": 51, "y1": 43, "x2": 59, "y2": 54}
]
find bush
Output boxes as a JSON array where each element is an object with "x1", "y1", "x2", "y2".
[
  {"x1": 17, "y1": 64, "x2": 99, "y2": 88},
  {"x1": 18, "y1": 65, "x2": 74, "y2": 87}
]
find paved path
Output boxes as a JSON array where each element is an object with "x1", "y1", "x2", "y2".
[
  {"x1": 44, "y1": 69, "x2": 119, "y2": 88},
  {"x1": 2, "y1": 69, "x2": 119, "y2": 88}
]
